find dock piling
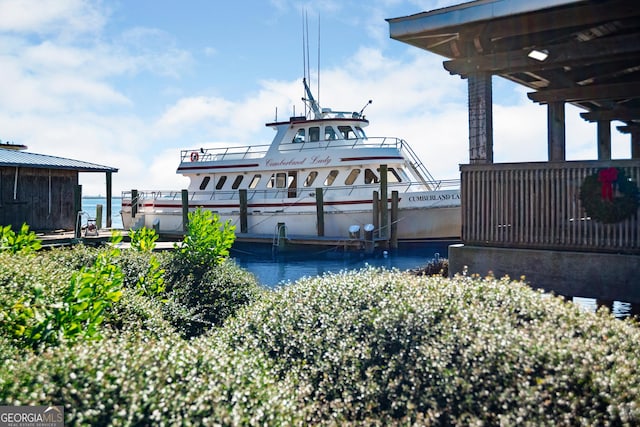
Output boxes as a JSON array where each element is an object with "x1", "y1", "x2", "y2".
[
  {"x1": 239, "y1": 189, "x2": 248, "y2": 233},
  {"x1": 315, "y1": 188, "x2": 325, "y2": 236},
  {"x1": 181, "y1": 189, "x2": 189, "y2": 232}
]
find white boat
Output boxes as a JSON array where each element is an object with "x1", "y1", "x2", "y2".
[{"x1": 121, "y1": 79, "x2": 461, "y2": 245}]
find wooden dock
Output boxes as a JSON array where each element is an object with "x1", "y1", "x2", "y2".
[{"x1": 36, "y1": 228, "x2": 388, "y2": 253}]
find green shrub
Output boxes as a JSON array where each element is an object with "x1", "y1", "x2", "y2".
[
  {"x1": 163, "y1": 259, "x2": 262, "y2": 338},
  {"x1": 216, "y1": 268, "x2": 640, "y2": 425},
  {"x1": 0, "y1": 330, "x2": 300, "y2": 426},
  {"x1": 128, "y1": 227, "x2": 158, "y2": 252},
  {"x1": 0, "y1": 253, "x2": 71, "y2": 349},
  {"x1": 174, "y1": 208, "x2": 236, "y2": 272},
  {"x1": 0, "y1": 223, "x2": 41, "y2": 254},
  {"x1": 1, "y1": 237, "x2": 124, "y2": 349},
  {"x1": 45, "y1": 244, "x2": 101, "y2": 272},
  {"x1": 102, "y1": 287, "x2": 174, "y2": 337}
]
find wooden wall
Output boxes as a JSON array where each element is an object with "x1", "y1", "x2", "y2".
[{"x1": 0, "y1": 167, "x2": 78, "y2": 231}]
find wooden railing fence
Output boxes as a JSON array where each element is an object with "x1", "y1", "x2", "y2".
[{"x1": 461, "y1": 160, "x2": 640, "y2": 254}]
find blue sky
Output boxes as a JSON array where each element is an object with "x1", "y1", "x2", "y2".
[{"x1": 0, "y1": 0, "x2": 630, "y2": 195}]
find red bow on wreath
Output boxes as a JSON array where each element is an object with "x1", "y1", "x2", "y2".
[{"x1": 597, "y1": 167, "x2": 618, "y2": 202}]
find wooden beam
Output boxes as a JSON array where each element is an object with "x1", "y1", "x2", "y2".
[
  {"x1": 444, "y1": 33, "x2": 640, "y2": 77},
  {"x1": 527, "y1": 82, "x2": 640, "y2": 104},
  {"x1": 580, "y1": 107, "x2": 640, "y2": 122}
]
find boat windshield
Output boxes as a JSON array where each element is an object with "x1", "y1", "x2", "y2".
[{"x1": 338, "y1": 125, "x2": 367, "y2": 140}]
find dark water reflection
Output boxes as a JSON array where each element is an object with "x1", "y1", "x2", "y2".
[{"x1": 231, "y1": 242, "x2": 637, "y2": 320}]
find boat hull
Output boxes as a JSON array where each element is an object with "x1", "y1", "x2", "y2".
[{"x1": 120, "y1": 188, "x2": 461, "y2": 243}]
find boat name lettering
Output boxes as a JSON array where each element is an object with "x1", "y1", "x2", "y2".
[
  {"x1": 409, "y1": 193, "x2": 461, "y2": 202},
  {"x1": 311, "y1": 155, "x2": 331, "y2": 165},
  {"x1": 266, "y1": 158, "x2": 307, "y2": 167},
  {"x1": 265, "y1": 155, "x2": 332, "y2": 167}
]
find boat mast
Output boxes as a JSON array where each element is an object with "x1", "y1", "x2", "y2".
[{"x1": 303, "y1": 77, "x2": 322, "y2": 119}]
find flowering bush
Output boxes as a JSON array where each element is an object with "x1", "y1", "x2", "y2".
[{"x1": 1, "y1": 250, "x2": 639, "y2": 425}]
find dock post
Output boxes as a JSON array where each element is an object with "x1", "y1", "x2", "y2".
[
  {"x1": 364, "y1": 223, "x2": 375, "y2": 254},
  {"x1": 373, "y1": 190, "x2": 379, "y2": 237},
  {"x1": 380, "y1": 165, "x2": 388, "y2": 239},
  {"x1": 316, "y1": 188, "x2": 324, "y2": 236},
  {"x1": 106, "y1": 172, "x2": 112, "y2": 228},
  {"x1": 390, "y1": 191, "x2": 398, "y2": 249},
  {"x1": 277, "y1": 222, "x2": 287, "y2": 249},
  {"x1": 96, "y1": 204, "x2": 103, "y2": 230},
  {"x1": 239, "y1": 189, "x2": 248, "y2": 233},
  {"x1": 131, "y1": 189, "x2": 138, "y2": 218},
  {"x1": 74, "y1": 185, "x2": 82, "y2": 238},
  {"x1": 181, "y1": 189, "x2": 189, "y2": 232}
]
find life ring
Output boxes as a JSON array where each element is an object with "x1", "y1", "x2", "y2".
[{"x1": 190, "y1": 151, "x2": 199, "y2": 162}]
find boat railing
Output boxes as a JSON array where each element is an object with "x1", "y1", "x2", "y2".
[
  {"x1": 122, "y1": 179, "x2": 460, "y2": 205},
  {"x1": 181, "y1": 145, "x2": 271, "y2": 163},
  {"x1": 278, "y1": 136, "x2": 404, "y2": 154}
]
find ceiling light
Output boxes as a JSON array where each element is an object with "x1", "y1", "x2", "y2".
[{"x1": 528, "y1": 49, "x2": 549, "y2": 62}]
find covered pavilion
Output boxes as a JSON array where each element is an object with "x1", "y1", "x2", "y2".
[{"x1": 388, "y1": 0, "x2": 640, "y2": 303}]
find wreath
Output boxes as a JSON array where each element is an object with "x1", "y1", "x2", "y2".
[{"x1": 579, "y1": 167, "x2": 639, "y2": 224}]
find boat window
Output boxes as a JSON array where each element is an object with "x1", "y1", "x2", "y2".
[
  {"x1": 309, "y1": 126, "x2": 320, "y2": 142},
  {"x1": 303, "y1": 171, "x2": 318, "y2": 187},
  {"x1": 338, "y1": 126, "x2": 356, "y2": 139},
  {"x1": 355, "y1": 127, "x2": 366, "y2": 139},
  {"x1": 292, "y1": 128, "x2": 305, "y2": 143},
  {"x1": 364, "y1": 168, "x2": 379, "y2": 184},
  {"x1": 389, "y1": 168, "x2": 402, "y2": 183},
  {"x1": 324, "y1": 126, "x2": 337, "y2": 140},
  {"x1": 215, "y1": 176, "x2": 227, "y2": 190},
  {"x1": 345, "y1": 169, "x2": 360, "y2": 185},
  {"x1": 287, "y1": 171, "x2": 297, "y2": 198},
  {"x1": 199, "y1": 176, "x2": 211, "y2": 190},
  {"x1": 273, "y1": 172, "x2": 287, "y2": 188},
  {"x1": 324, "y1": 170, "x2": 339, "y2": 186},
  {"x1": 249, "y1": 174, "x2": 261, "y2": 189},
  {"x1": 232, "y1": 175, "x2": 244, "y2": 189},
  {"x1": 378, "y1": 167, "x2": 402, "y2": 183}
]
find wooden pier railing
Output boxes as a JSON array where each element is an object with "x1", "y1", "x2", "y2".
[{"x1": 460, "y1": 160, "x2": 640, "y2": 254}]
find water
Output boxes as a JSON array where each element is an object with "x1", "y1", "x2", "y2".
[
  {"x1": 79, "y1": 197, "x2": 636, "y2": 319},
  {"x1": 231, "y1": 243, "x2": 637, "y2": 319},
  {"x1": 81, "y1": 196, "x2": 123, "y2": 229},
  {"x1": 231, "y1": 242, "x2": 451, "y2": 288}
]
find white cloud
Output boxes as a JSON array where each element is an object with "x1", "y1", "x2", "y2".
[
  {"x1": 2, "y1": 0, "x2": 634, "y2": 200},
  {"x1": 0, "y1": 0, "x2": 105, "y2": 36}
]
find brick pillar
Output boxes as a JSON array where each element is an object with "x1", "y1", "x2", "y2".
[
  {"x1": 468, "y1": 72, "x2": 493, "y2": 164},
  {"x1": 547, "y1": 101, "x2": 566, "y2": 161}
]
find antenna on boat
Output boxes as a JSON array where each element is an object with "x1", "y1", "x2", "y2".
[
  {"x1": 301, "y1": 9, "x2": 322, "y2": 119},
  {"x1": 359, "y1": 99, "x2": 373, "y2": 118}
]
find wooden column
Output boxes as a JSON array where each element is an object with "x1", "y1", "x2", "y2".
[
  {"x1": 597, "y1": 119, "x2": 612, "y2": 160},
  {"x1": 74, "y1": 185, "x2": 82, "y2": 238},
  {"x1": 390, "y1": 191, "x2": 399, "y2": 249},
  {"x1": 547, "y1": 101, "x2": 566, "y2": 161},
  {"x1": 131, "y1": 189, "x2": 138, "y2": 218},
  {"x1": 617, "y1": 125, "x2": 640, "y2": 159},
  {"x1": 105, "y1": 171, "x2": 113, "y2": 228},
  {"x1": 468, "y1": 72, "x2": 493, "y2": 164},
  {"x1": 315, "y1": 188, "x2": 324, "y2": 237},
  {"x1": 239, "y1": 189, "x2": 248, "y2": 233},
  {"x1": 380, "y1": 165, "x2": 388, "y2": 239},
  {"x1": 633, "y1": 130, "x2": 640, "y2": 159},
  {"x1": 181, "y1": 189, "x2": 189, "y2": 232}
]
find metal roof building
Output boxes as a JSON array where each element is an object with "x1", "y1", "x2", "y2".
[
  {"x1": 0, "y1": 147, "x2": 118, "y2": 231},
  {"x1": 0, "y1": 148, "x2": 118, "y2": 172}
]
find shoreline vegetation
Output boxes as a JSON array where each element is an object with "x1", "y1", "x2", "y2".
[{"x1": 1, "y1": 215, "x2": 639, "y2": 425}]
